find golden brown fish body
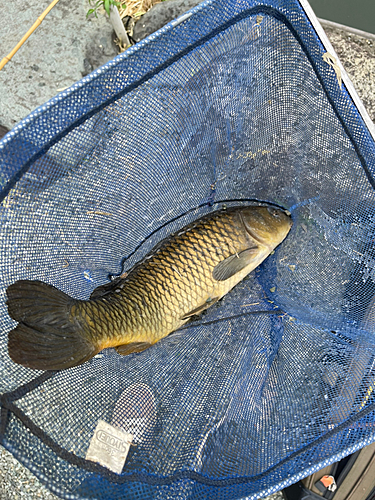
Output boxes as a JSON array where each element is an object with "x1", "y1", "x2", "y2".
[{"x1": 6, "y1": 205, "x2": 292, "y2": 370}]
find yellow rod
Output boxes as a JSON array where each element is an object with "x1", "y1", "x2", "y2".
[{"x1": 0, "y1": 0, "x2": 61, "y2": 71}]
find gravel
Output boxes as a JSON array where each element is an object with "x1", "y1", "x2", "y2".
[{"x1": 0, "y1": 446, "x2": 59, "y2": 500}]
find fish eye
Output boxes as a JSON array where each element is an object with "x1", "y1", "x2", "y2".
[{"x1": 267, "y1": 207, "x2": 280, "y2": 217}]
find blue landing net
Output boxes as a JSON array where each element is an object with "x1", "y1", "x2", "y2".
[{"x1": 1, "y1": 0, "x2": 375, "y2": 498}]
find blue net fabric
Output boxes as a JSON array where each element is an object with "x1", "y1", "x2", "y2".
[{"x1": 1, "y1": 0, "x2": 375, "y2": 498}]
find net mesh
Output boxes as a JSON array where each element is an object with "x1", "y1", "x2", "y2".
[{"x1": 1, "y1": 0, "x2": 375, "y2": 498}]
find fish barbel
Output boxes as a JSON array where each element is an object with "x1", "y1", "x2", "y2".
[{"x1": 6, "y1": 205, "x2": 292, "y2": 370}]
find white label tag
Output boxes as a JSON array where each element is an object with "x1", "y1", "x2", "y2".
[{"x1": 86, "y1": 420, "x2": 133, "y2": 474}]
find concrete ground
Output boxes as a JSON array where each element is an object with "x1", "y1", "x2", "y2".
[
  {"x1": 0, "y1": 0, "x2": 116, "y2": 132},
  {"x1": 0, "y1": 0, "x2": 374, "y2": 499}
]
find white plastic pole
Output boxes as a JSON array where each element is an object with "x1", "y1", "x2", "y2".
[{"x1": 109, "y1": 4, "x2": 130, "y2": 47}]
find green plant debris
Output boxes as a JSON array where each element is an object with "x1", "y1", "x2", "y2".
[{"x1": 87, "y1": 0, "x2": 122, "y2": 18}]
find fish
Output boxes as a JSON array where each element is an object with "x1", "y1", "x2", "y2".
[{"x1": 6, "y1": 205, "x2": 292, "y2": 371}]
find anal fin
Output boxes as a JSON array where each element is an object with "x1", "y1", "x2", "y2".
[{"x1": 115, "y1": 342, "x2": 153, "y2": 356}]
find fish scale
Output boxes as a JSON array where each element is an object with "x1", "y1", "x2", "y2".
[{"x1": 80, "y1": 209, "x2": 277, "y2": 348}]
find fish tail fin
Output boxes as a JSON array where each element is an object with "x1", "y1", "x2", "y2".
[{"x1": 6, "y1": 280, "x2": 98, "y2": 370}]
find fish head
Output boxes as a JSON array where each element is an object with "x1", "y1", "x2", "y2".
[{"x1": 240, "y1": 205, "x2": 292, "y2": 249}]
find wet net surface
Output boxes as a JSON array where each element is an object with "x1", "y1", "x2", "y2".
[{"x1": 1, "y1": 0, "x2": 375, "y2": 498}]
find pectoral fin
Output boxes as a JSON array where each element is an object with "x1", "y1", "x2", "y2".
[
  {"x1": 181, "y1": 297, "x2": 220, "y2": 320},
  {"x1": 115, "y1": 342, "x2": 153, "y2": 356},
  {"x1": 212, "y1": 247, "x2": 259, "y2": 281}
]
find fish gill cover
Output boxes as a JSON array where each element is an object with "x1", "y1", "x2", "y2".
[{"x1": 1, "y1": 0, "x2": 375, "y2": 498}]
